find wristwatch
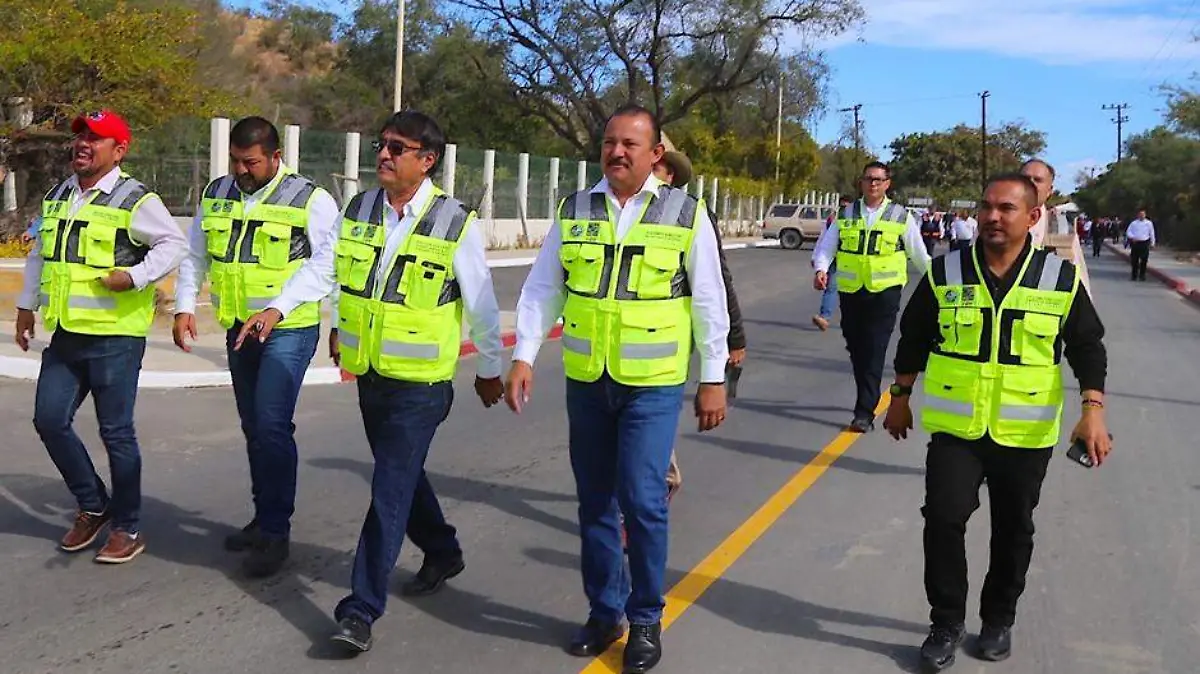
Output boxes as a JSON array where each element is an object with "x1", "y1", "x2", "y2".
[{"x1": 889, "y1": 383, "x2": 913, "y2": 397}]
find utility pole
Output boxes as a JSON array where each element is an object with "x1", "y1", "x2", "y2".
[
  {"x1": 394, "y1": 0, "x2": 405, "y2": 111},
  {"x1": 838, "y1": 104, "x2": 863, "y2": 157},
  {"x1": 775, "y1": 75, "x2": 783, "y2": 183},
  {"x1": 1101, "y1": 103, "x2": 1130, "y2": 162},
  {"x1": 979, "y1": 91, "x2": 990, "y2": 191}
]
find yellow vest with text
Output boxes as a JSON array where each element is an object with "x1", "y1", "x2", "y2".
[
  {"x1": 37, "y1": 173, "x2": 157, "y2": 337},
  {"x1": 558, "y1": 185, "x2": 700, "y2": 387},
  {"x1": 835, "y1": 199, "x2": 910, "y2": 293},
  {"x1": 199, "y1": 169, "x2": 322, "y2": 330},
  {"x1": 333, "y1": 186, "x2": 472, "y2": 383},
  {"x1": 921, "y1": 246, "x2": 1080, "y2": 448}
]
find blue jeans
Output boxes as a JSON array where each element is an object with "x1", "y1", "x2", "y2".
[
  {"x1": 33, "y1": 330, "x2": 146, "y2": 532},
  {"x1": 566, "y1": 375, "x2": 684, "y2": 626},
  {"x1": 335, "y1": 372, "x2": 461, "y2": 624},
  {"x1": 819, "y1": 260, "x2": 838, "y2": 320},
  {"x1": 225, "y1": 323, "x2": 319, "y2": 539}
]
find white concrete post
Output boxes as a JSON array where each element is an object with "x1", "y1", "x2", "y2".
[
  {"x1": 343, "y1": 132, "x2": 361, "y2": 200},
  {"x1": 482, "y1": 149, "x2": 495, "y2": 221},
  {"x1": 697, "y1": 176, "x2": 705, "y2": 201},
  {"x1": 209, "y1": 117, "x2": 230, "y2": 180},
  {"x1": 711, "y1": 178, "x2": 720, "y2": 225},
  {"x1": 723, "y1": 193, "x2": 730, "y2": 230},
  {"x1": 736, "y1": 196, "x2": 744, "y2": 231},
  {"x1": 2, "y1": 170, "x2": 13, "y2": 212},
  {"x1": 517, "y1": 152, "x2": 529, "y2": 221},
  {"x1": 548, "y1": 157, "x2": 560, "y2": 218},
  {"x1": 284, "y1": 124, "x2": 300, "y2": 169},
  {"x1": 443, "y1": 144, "x2": 457, "y2": 197},
  {"x1": 577, "y1": 160, "x2": 587, "y2": 192}
]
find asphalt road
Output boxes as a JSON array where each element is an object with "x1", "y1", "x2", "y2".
[{"x1": 0, "y1": 246, "x2": 1196, "y2": 674}]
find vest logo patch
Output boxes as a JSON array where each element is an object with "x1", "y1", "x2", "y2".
[
  {"x1": 961, "y1": 287, "x2": 976, "y2": 304},
  {"x1": 351, "y1": 225, "x2": 364, "y2": 237},
  {"x1": 586, "y1": 223, "x2": 601, "y2": 237},
  {"x1": 570, "y1": 224, "x2": 584, "y2": 237},
  {"x1": 210, "y1": 202, "x2": 221, "y2": 213},
  {"x1": 223, "y1": 202, "x2": 234, "y2": 213},
  {"x1": 943, "y1": 289, "x2": 959, "y2": 304}
]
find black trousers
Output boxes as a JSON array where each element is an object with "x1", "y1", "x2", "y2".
[
  {"x1": 922, "y1": 433, "x2": 1052, "y2": 628},
  {"x1": 838, "y1": 287, "x2": 902, "y2": 419},
  {"x1": 1130, "y1": 240, "x2": 1150, "y2": 280},
  {"x1": 1092, "y1": 234, "x2": 1103, "y2": 257}
]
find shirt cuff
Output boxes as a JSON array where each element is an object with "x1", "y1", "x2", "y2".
[
  {"x1": 512, "y1": 340, "x2": 542, "y2": 366},
  {"x1": 476, "y1": 357, "x2": 503, "y2": 380},
  {"x1": 174, "y1": 293, "x2": 198, "y2": 315},
  {"x1": 266, "y1": 297, "x2": 299, "y2": 319},
  {"x1": 126, "y1": 265, "x2": 149, "y2": 291},
  {"x1": 699, "y1": 358, "x2": 726, "y2": 384}
]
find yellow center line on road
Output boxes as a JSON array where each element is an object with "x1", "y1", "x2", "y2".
[{"x1": 579, "y1": 393, "x2": 892, "y2": 674}]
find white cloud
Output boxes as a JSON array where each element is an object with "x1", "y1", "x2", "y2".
[
  {"x1": 811, "y1": 0, "x2": 1200, "y2": 69},
  {"x1": 1058, "y1": 157, "x2": 1106, "y2": 191}
]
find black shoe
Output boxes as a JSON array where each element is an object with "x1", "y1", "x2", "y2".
[
  {"x1": 848, "y1": 416, "x2": 875, "y2": 433},
  {"x1": 567, "y1": 618, "x2": 625, "y2": 657},
  {"x1": 330, "y1": 616, "x2": 372, "y2": 653},
  {"x1": 224, "y1": 519, "x2": 261, "y2": 552},
  {"x1": 400, "y1": 555, "x2": 465, "y2": 596},
  {"x1": 919, "y1": 623, "x2": 966, "y2": 672},
  {"x1": 975, "y1": 623, "x2": 1012, "y2": 661},
  {"x1": 242, "y1": 537, "x2": 289, "y2": 578},
  {"x1": 622, "y1": 622, "x2": 662, "y2": 674}
]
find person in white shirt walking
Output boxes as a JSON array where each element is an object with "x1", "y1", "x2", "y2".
[
  {"x1": 174, "y1": 117, "x2": 339, "y2": 578},
  {"x1": 1019, "y1": 159, "x2": 1056, "y2": 247},
  {"x1": 949, "y1": 212, "x2": 976, "y2": 251},
  {"x1": 505, "y1": 105, "x2": 728, "y2": 673},
  {"x1": 812, "y1": 161, "x2": 932, "y2": 431},
  {"x1": 1126, "y1": 209, "x2": 1156, "y2": 281}
]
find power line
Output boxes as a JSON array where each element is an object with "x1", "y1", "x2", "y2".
[
  {"x1": 1139, "y1": 0, "x2": 1199, "y2": 82},
  {"x1": 853, "y1": 93, "x2": 979, "y2": 109},
  {"x1": 1101, "y1": 103, "x2": 1131, "y2": 162}
]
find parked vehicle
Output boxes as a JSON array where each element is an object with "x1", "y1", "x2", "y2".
[{"x1": 760, "y1": 203, "x2": 835, "y2": 250}]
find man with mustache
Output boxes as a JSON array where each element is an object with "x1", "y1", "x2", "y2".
[
  {"x1": 506, "y1": 105, "x2": 729, "y2": 673},
  {"x1": 322, "y1": 111, "x2": 504, "y2": 653},
  {"x1": 812, "y1": 161, "x2": 932, "y2": 432},
  {"x1": 175, "y1": 116, "x2": 339, "y2": 578},
  {"x1": 14, "y1": 110, "x2": 187, "y2": 563},
  {"x1": 883, "y1": 173, "x2": 1110, "y2": 672}
]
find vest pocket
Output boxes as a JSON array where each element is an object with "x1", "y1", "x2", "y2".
[
  {"x1": 403, "y1": 261, "x2": 448, "y2": 311},
  {"x1": 615, "y1": 304, "x2": 682, "y2": 379},
  {"x1": 633, "y1": 247, "x2": 681, "y2": 299},
  {"x1": 254, "y1": 222, "x2": 294, "y2": 270},
  {"x1": 82, "y1": 223, "x2": 118, "y2": 268},
  {"x1": 838, "y1": 229, "x2": 863, "y2": 253},
  {"x1": 336, "y1": 300, "x2": 371, "y2": 373},
  {"x1": 377, "y1": 304, "x2": 443, "y2": 370},
  {"x1": 335, "y1": 240, "x2": 376, "y2": 292},
  {"x1": 561, "y1": 243, "x2": 605, "y2": 295},
  {"x1": 201, "y1": 218, "x2": 234, "y2": 258},
  {"x1": 561, "y1": 306, "x2": 600, "y2": 379},
  {"x1": 1017, "y1": 313, "x2": 1060, "y2": 366},
  {"x1": 40, "y1": 218, "x2": 59, "y2": 260}
]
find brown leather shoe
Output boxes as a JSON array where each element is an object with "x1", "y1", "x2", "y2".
[
  {"x1": 812, "y1": 315, "x2": 830, "y2": 331},
  {"x1": 60, "y1": 510, "x2": 111, "y2": 552},
  {"x1": 94, "y1": 529, "x2": 146, "y2": 564}
]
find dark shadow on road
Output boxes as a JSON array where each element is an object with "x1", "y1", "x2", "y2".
[
  {"x1": 397, "y1": 585, "x2": 577, "y2": 648},
  {"x1": 732, "y1": 398, "x2": 851, "y2": 430},
  {"x1": 0, "y1": 472, "x2": 348, "y2": 660},
  {"x1": 524, "y1": 546, "x2": 924, "y2": 672},
  {"x1": 308, "y1": 457, "x2": 579, "y2": 537},
  {"x1": 688, "y1": 434, "x2": 923, "y2": 476}
]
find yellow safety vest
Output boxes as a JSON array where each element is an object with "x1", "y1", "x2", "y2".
[
  {"x1": 835, "y1": 199, "x2": 911, "y2": 293},
  {"x1": 921, "y1": 246, "x2": 1080, "y2": 448},
  {"x1": 558, "y1": 185, "x2": 699, "y2": 387},
  {"x1": 199, "y1": 168, "x2": 322, "y2": 330},
  {"x1": 334, "y1": 186, "x2": 472, "y2": 383},
  {"x1": 37, "y1": 173, "x2": 158, "y2": 337}
]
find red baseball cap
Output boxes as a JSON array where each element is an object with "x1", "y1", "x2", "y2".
[{"x1": 71, "y1": 110, "x2": 132, "y2": 146}]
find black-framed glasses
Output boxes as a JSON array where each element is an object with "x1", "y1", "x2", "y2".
[
  {"x1": 371, "y1": 139, "x2": 423, "y2": 156},
  {"x1": 861, "y1": 175, "x2": 889, "y2": 184}
]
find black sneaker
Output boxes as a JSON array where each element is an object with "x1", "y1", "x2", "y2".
[
  {"x1": 975, "y1": 623, "x2": 1012, "y2": 661},
  {"x1": 224, "y1": 519, "x2": 261, "y2": 552},
  {"x1": 243, "y1": 537, "x2": 289, "y2": 578},
  {"x1": 330, "y1": 616, "x2": 372, "y2": 653},
  {"x1": 919, "y1": 623, "x2": 966, "y2": 672},
  {"x1": 848, "y1": 416, "x2": 875, "y2": 433}
]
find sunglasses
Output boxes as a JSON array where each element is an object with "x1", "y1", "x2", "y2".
[{"x1": 371, "y1": 139, "x2": 423, "y2": 156}]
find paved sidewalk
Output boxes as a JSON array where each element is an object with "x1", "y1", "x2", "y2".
[{"x1": 1103, "y1": 241, "x2": 1200, "y2": 305}]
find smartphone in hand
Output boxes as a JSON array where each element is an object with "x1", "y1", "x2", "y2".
[{"x1": 1066, "y1": 433, "x2": 1114, "y2": 468}]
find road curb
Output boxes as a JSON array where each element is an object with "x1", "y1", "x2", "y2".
[
  {"x1": 1103, "y1": 242, "x2": 1200, "y2": 306},
  {"x1": 0, "y1": 325, "x2": 564, "y2": 389}
]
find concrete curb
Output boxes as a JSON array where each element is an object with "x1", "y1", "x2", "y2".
[{"x1": 1103, "y1": 242, "x2": 1200, "y2": 306}]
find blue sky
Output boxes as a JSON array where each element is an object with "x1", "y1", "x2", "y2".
[{"x1": 803, "y1": 0, "x2": 1200, "y2": 192}]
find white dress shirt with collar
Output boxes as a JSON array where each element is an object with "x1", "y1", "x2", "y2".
[
  {"x1": 811, "y1": 199, "x2": 932, "y2": 276},
  {"x1": 330, "y1": 178, "x2": 504, "y2": 380},
  {"x1": 513, "y1": 174, "x2": 730, "y2": 383},
  {"x1": 1126, "y1": 218, "x2": 1156, "y2": 245},
  {"x1": 19, "y1": 166, "x2": 187, "y2": 311},
  {"x1": 174, "y1": 165, "x2": 340, "y2": 316}
]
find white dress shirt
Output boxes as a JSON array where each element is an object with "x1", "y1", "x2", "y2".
[
  {"x1": 1126, "y1": 218, "x2": 1155, "y2": 245},
  {"x1": 19, "y1": 166, "x2": 187, "y2": 310},
  {"x1": 811, "y1": 199, "x2": 932, "y2": 276},
  {"x1": 513, "y1": 175, "x2": 730, "y2": 383},
  {"x1": 1030, "y1": 208, "x2": 1049, "y2": 247},
  {"x1": 331, "y1": 178, "x2": 504, "y2": 380},
  {"x1": 174, "y1": 165, "x2": 340, "y2": 316}
]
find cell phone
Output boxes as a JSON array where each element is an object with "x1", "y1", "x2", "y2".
[
  {"x1": 725, "y1": 362, "x2": 743, "y2": 399},
  {"x1": 1066, "y1": 433, "x2": 1113, "y2": 468}
]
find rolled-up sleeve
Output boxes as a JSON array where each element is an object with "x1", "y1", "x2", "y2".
[
  {"x1": 126, "y1": 195, "x2": 187, "y2": 289},
  {"x1": 687, "y1": 204, "x2": 730, "y2": 383},
  {"x1": 267, "y1": 189, "x2": 340, "y2": 317}
]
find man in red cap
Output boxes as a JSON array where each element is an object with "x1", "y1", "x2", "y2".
[{"x1": 14, "y1": 109, "x2": 187, "y2": 564}]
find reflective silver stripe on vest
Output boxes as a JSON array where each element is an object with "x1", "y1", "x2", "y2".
[
  {"x1": 69, "y1": 296, "x2": 117, "y2": 310},
  {"x1": 429, "y1": 197, "x2": 466, "y2": 240},
  {"x1": 268, "y1": 175, "x2": 310, "y2": 208},
  {"x1": 999, "y1": 404, "x2": 1058, "y2": 422},
  {"x1": 380, "y1": 341, "x2": 439, "y2": 360},
  {"x1": 246, "y1": 297, "x2": 273, "y2": 310},
  {"x1": 620, "y1": 342, "x2": 679, "y2": 359},
  {"x1": 872, "y1": 270, "x2": 902, "y2": 279},
  {"x1": 924, "y1": 394, "x2": 974, "y2": 417},
  {"x1": 573, "y1": 191, "x2": 590, "y2": 222},
  {"x1": 1038, "y1": 256, "x2": 1065, "y2": 291},
  {"x1": 883, "y1": 203, "x2": 908, "y2": 222},
  {"x1": 657, "y1": 189, "x2": 688, "y2": 228},
  {"x1": 206, "y1": 176, "x2": 237, "y2": 200},
  {"x1": 561, "y1": 334, "x2": 592, "y2": 355},
  {"x1": 943, "y1": 250, "x2": 963, "y2": 287},
  {"x1": 96, "y1": 178, "x2": 143, "y2": 210},
  {"x1": 339, "y1": 331, "x2": 360, "y2": 350},
  {"x1": 210, "y1": 293, "x2": 220, "y2": 308},
  {"x1": 39, "y1": 293, "x2": 50, "y2": 307}
]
